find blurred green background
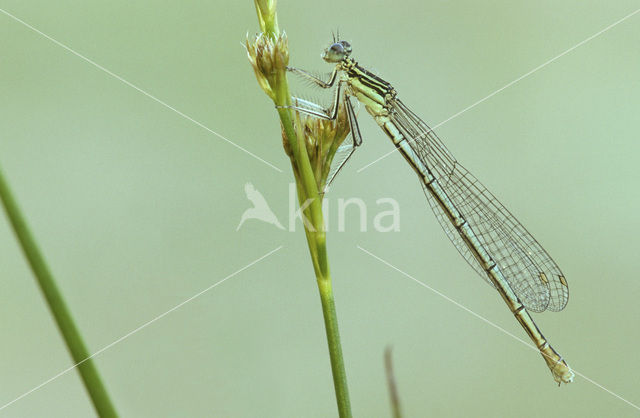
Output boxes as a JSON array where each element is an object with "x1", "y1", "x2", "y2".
[{"x1": 1, "y1": 1, "x2": 639, "y2": 416}]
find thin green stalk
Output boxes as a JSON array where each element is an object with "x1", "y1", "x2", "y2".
[
  {"x1": 277, "y1": 59, "x2": 352, "y2": 418},
  {"x1": 280, "y1": 88, "x2": 352, "y2": 417},
  {"x1": 248, "y1": 2, "x2": 352, "y2": 415},
  {"x1": 293, "y1": 160, "x2": 349, "y2": 416},
  {"x1": 0, "y1": 166, "x2": 117, "y2": 417},
  {"x1": 317, "y1": 275, "x2": 351, "y2": 417},
  {"x1": 292, "y1": 166, "x2": 320, "y2": 275}
]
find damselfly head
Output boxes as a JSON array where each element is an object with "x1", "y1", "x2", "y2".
[{"x1": 322, "y1": 41, "x2": 351, "y2": 63}]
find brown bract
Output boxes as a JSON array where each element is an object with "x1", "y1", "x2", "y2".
[{"x1": 245, "y1": 32, "x2": 289, "y2": 100}]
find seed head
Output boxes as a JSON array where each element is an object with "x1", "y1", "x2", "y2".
[
  {"x1": 246, "y1": 32, "x2": 289, "y2": 100},
  {"x1": 296, "y1": 99, "x2": 351, "y2": 190}
]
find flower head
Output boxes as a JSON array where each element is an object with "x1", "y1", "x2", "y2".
[
  {"x1": 245, "y1": 32, "x2": 289, "y2": 100},
  {"x1": 296, "y1": 99, "x2": 351, "y2": 191}
]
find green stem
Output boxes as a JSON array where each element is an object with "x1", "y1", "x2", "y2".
[
  {"x1": 292, "y1": 166, "x2": 321, "y2": 275},
  {"x1": 274, "y1": 64, "x2": 352, "y2": 418},
  {"x1": 317, "y1": 271, "x2": 352, "y2": 418},
  {"x1": 0, "y1": 166, "x2": 117, "y2": 417},
  {"x1": 251, "y1": 4, "x2": 352, "y2": 413}
]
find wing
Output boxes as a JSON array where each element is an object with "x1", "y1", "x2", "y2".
[{"x1": 390, "y1": 99, "x2": 568, "y2": 312}]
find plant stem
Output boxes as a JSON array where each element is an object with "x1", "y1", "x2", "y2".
[
  {"x1": 0, "y1": 166, "x2": 117, "y2": 417},
  {"x1": 281, "y1": 82, "x2": 353, "y2": 418},
  {"x1": 249, "y1": 3, "x2": 353, "y2": 414},
  {"x1": 384, "y1": 347, "x2": 402, "y2": 418},
  {"x1": 273, "y1": 47, "x2": 352, "y2": 418},
  {"x1": 317, "y1": 275, "x2": 351, "y2": 417},
  {"x1": 290, "y1": 150, "x2": 351, "y2": 416}
]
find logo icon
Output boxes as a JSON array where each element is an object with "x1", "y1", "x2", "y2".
[{"x1": 236, "y1": 182, "x2": 285, "y2": 231}]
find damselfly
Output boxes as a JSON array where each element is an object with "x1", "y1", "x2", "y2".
[{"x1": 286, "y1": 38, "x2": 574, "y2": 384}]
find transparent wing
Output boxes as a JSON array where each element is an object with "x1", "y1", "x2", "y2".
[{"x1": 390, "y1": 99, "x2": 568, "y2": 312}]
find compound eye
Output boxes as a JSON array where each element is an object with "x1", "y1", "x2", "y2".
[
  {"x1": 339, "y1": 41, "x2": 352, "y2": 54},
  {"x1": 330, "y1": 43, "x2": 344, "y2": 53}
]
